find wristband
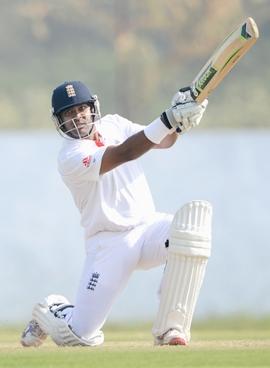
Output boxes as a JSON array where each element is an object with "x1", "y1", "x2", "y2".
[{"x1": 144, "y1": 117, "x2": 173, "y2": 144}]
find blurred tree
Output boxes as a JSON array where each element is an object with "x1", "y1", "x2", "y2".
[{"x1": 0, "y1": 0, "x2": 268, "y2": 128}]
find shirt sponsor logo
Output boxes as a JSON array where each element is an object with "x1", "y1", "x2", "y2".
[{"x1": 82, "y1": 156, "x2": 92, "y2": 167}]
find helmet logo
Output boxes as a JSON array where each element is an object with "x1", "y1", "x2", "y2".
[{"x1": 65, "y1": 84, "x2": 76, "y2": 98}]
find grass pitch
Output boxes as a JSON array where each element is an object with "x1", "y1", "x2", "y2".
[{"x1": 1, "y1": 318, "x2": 270, "y2": 368}]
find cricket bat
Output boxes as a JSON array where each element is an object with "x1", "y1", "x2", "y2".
[{"x1": 190, "y1": 17, "x2": 259, "y2": 103}]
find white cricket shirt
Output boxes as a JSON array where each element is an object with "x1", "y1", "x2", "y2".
[{"x1": 58, "y1": 114, "x2": 156, "y2": 239}]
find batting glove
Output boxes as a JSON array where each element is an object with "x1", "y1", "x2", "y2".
[
  {"x1": 161, "y1": 99, "x2": 208, "y2": 134},
  {"x1": 171, "y1": 86, "x2": 196, "y2": 107}
]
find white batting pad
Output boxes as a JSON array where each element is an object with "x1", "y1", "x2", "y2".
[{"x1": 152, "y1": 200, "x2": 212, "y2": 343}]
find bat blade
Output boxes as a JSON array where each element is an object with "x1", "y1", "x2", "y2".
[{"x1": 191, "y1": 17, "x2": 259, "y2": 103}]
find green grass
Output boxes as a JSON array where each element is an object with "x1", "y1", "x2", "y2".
[{"x1": 1, "y1": 319, "x2": 270, "y2": 368}]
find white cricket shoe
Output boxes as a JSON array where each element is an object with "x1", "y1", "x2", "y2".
[
  {"x1": 21, "y1": 294, "x2": 72, "y2": 347},
  {"x1": 21, "y1": 319, "x2": 47, "y2": 347},
  {"x1": 32, "y1": 294, "x2": 103, "y2": 346},
  {"x1": 154, "y1": 329, "x2": 187, "y2": 346}
]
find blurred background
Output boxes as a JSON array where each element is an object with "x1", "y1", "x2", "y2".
[{"x1": 0, "y1": 0, "x2": 269, "y2": 325}]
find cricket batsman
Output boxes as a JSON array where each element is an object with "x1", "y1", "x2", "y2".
[{"x1": 21, "y1": 81, "x2": 212, "y2": 347}]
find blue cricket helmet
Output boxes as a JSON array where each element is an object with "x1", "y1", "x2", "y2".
[
  {"x1": 51, "y1": 81, "x2": 96, "y2": 115},
  {"x1": 51, "y1": 81, "x2": 101, "y2": 139}
]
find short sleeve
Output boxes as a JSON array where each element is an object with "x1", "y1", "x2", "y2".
[
  {"x1": 113, "y1": 114, "x2": 144, "y2": 138},
  {"x1": 58, "y1": 144, "x2": 107, "y2": 182}
]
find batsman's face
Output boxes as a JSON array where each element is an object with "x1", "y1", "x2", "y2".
[{"x1": 60, "y1": 104, "x2": 95, "y2": 139}]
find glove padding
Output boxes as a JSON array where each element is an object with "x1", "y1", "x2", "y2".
[
  {"x1": 161, "y1": 99, "x2": 208, "y2": 134},
  {"x1": 171, "y1": 86, "x2": 195, "y2": 107}
]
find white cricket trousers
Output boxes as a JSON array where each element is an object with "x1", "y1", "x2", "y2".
[{"x1": 70, "y1": 213, "x2": 172, "y2": 340}]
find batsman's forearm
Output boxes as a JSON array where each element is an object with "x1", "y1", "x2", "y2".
[
  {"x1": 156, "y1": 132, "x2": 179, "y2": 149},
  {"x1": 119, "y1": 131, "x2": 156, "y2": 161},
  {"x1": 100, "y1": 119, "x2": 172, "y2": 174}
]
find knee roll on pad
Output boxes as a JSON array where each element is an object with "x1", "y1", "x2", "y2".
[{"x1": 169, "y1": 200, "x2": 212, "y2": 257}]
